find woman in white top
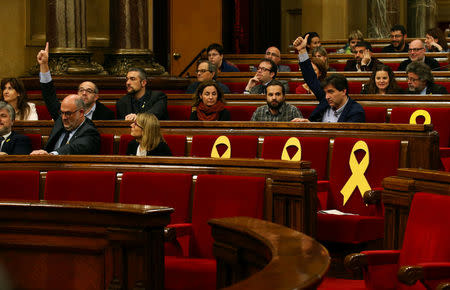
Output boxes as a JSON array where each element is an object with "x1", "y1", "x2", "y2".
[{"x1": 1, "y1": 78, "x2": 38, "y2": 120}]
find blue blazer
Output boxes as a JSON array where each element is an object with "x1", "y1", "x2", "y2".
[
  {"x1": 299, "y1": 58, "x2": 365, "y2": 123},
  {"x1": 1, "y1": 131, "x2": 32, "y2": 155}
]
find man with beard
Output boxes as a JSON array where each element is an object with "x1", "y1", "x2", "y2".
[
  {"x1": 250, "y1": 80, "x2": 302, "y2": 121},
  {"x1": 37, "y1": 42, "x2": 115, "y2": 120},
  {"x1": 30, "y1": 94, "x2": 100, "y2": 155},
  {"x1": 116, "y1": 67, "x2": 168, "y2": 121},
  {"x1": 406, "y1": 61, "x2": 448, "y2": 94},
  {"x1": 0, "y1": 101, "x2": 32, "y2": 155},
  {"x1": 293, "y1": 34, "x2": 365, "y2": 123},
  {"x1": 344, "y1": 41, "x2": 383, "y2": 72},
  {"x1": 398, "y1": 39, "x2": 441, "y2": 71},
  {"x1": 382, "y1": 25, "x2": 409, "y2": 53}
]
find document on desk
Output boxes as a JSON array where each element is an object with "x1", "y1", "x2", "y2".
[{"x1": 318, "y1": 209, "x2": 359, "y2": 215}]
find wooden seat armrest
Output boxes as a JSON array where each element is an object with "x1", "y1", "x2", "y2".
[
  {"x1": 397, "y1": 265, "x2": 424, "y2": 286},
  {"x1": 437, "y1": 282, "x2": 450, "y2": 290},
  {"x1": 164, "y1": 227, "x2": 177, "y2": 242},
  {"x1": 344, "y1": 253, "x2": 368, "y2": 275},
  {"x1": 363, "y1": 189, "x2": 382, "y2": 204}
]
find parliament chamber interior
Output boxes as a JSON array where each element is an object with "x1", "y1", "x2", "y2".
[{"x1": 0, "y1": 0, "x2": 449, "y2": 289}]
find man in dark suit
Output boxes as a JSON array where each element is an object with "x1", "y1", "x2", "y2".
[
  {"x1": 116, "y1": 67, "x2": 168, "y2": 121},
  {"x1": 37, "y1": 42, "x2": 115, "y2": 120},
  {"x1": 293, "y1": 34, "x2": 365, "y2": 123},
  {"x1": 0, "y1": 102, "x2": 32, "y2": 155},
  {"x1": 406, "y1": 61, "x2": 448, "y2": 94},
  {"x1": 398, "y1": 39, "x2": 441, "y2": 71},
  {"x1": 344, "y1": 41, "x2": 383, "y2": 72},
  {"x1": 30, "y1": 94, "x2": 100, "y2": 155},
  {"x1": 243, "y1": 59, "x2": 289, "y2": 94}
]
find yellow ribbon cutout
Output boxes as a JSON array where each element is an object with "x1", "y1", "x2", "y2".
[
  {"x1": 340, "y1": 140, "x2": 371, "y2": 206},
  {"x1": 409, "y1": 109, "x2": 431, "y2": 125},
  {"x1": 281, "y1": 137, "x2": 302, "y2": 161},
  {"x1": 210, "y1": 136, "x2": 231, "y2": 158}
]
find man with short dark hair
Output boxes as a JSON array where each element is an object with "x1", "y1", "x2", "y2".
[
  {"x1": 0, "y1": 101, "x2": 32, "y2": 155},
  {"x1": 344, "y1": 41, "x2": 383, "y2": 71},
  {"x1": 293, "y1": 34, "x2": 365, "y2": 123},
  {"x1": 382, "y1": 25, "x2": 409, "y2": 53},
  {"x1": 30, "y1": 94, "x2": 101, "y2": 155},
  {"x1": 406, "y1": 61, "x2": 448, "y2": 94},
  {"x1": 244, "y1": 59, "x2": 289, "y2": 94},
  {"x1": 207, "y1": 43, "x2": 239, "y2": 72},
  {"x1": 37, "y1": 42, "x2": 115, "y2": 120},
  {"x1": 251, "y1": 80, "x2": 302, "y2": 121},
  {"x1": 398, "y1": 39, "x2": 441, "y2": 71},
  {"x1": 116, "y1": 67, "x2": 168, "y2": 121},
  {"x1": 185, "y1": 60, "x2": 230, "y2": 94}
]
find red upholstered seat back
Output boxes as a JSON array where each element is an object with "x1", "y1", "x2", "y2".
[
  {"x1": 225, "y1": 106, "x2": 255, "y2": 121},
  {"x1": 297, "y1": 106, "x2": 316, "y2": 119},
  {"x1": 235, "y1": 64, "x2": 250, "y2": 71},
  {"x1": 0, "y1": 170, "x2": 40, "y2": 200},
  {"x1": 168, "y1": 105, "x2": 191, "y2": 120},
  {"x1": 119, "y1": 172, "x2": 192, "y2": 224},
  {"x1": 390, "y1": 107, "x2": 450, "y2": 147},
  {"x1": 329, "y1": 62, "x2": 346, "y2": 71},
  {"x1": 262, "y1": 136, "x2": 329, "y2": 180},
  {"x1": 348, "y1": 81, "x2": 363, "y2": 94},
  {"x1": 24, "y1": 134, "x2": 42, "y2": 151},
  {"x1": 436, "y1": 81, "x2": 450, "y2": 92},
  {"x1": 222, "y1": 82, "x2": 247, "y2": 94},
  {"x1": 118, "y1": 134, "x2": 135, "y2": 155},
  {"x1": 44, "y1": 171, "x2": 116, "y2": 202},
  {"x1": 35, "y1": 105, "x2": 52, "y2": 120},
  {"x1": 100, "y1": 134, "x2": 114, "y2": 155},
  {"x1": 385, "y1": 62, "x2": 400, "y2": 71},
  {"x1": 191, "y1": 135, "x2": 258, "y2": 158},
  {"x1": 328, "y1": 138, "x2": 400, "y2": 215},
  {"x1": 287, "y1": 63, "x2": 299, "y2": 71},
  {"x1": 398, "y1": 193, "x2": 450, "y2": 289},
  {"x1": 105, "y1": 104, "x2": 117, "y2": 118},
  {"x1": 364, "y1": 107, "x2": 387, "y2": 123},
  {"x1": 190, "y1": 175, "x2": 265, "y2": 258}
]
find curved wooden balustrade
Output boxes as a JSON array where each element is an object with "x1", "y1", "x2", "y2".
[{"x1": 209, "y1": 216, "x2": 330, "y2": 289}]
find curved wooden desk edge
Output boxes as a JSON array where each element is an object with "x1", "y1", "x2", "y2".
[{"x1": 209, "y1": 216, "x2": 330, "y2": 290}]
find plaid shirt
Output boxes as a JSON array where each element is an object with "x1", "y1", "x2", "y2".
[{"x1": 251, "y1": 102, "x2": 302, "y2": 121}]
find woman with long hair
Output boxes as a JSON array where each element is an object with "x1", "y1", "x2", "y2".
[
  {"x1": 361, "y1": 65, "x2": 404, "y2": 94},
  {"x1": 190, "y1": 80, "x2": 230, "y2": 121},
  {"x1": 127, "y1": 112, "x2": 172, "y2": 156},
  {"x1": 1, "y1": 78, "x2": 38, "y2": 120},
  {"x1": 425, "y1": 27, "x2": 449, "y2": 52}
]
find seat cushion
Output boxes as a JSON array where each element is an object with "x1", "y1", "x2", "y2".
[
  {"x1": 165, "y1": 256, "x2": 216, "y2": 290},
  {"x1": 317, "y1": 213, "x2": 384, "y2": 244},
  {"x1": 318, "y1": 277, "x2": 366, "y2": 290}
]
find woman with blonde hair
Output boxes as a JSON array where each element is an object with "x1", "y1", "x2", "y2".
[
  {"x1": 1, "y1": 78, "x2": 38, "y2": 120},
  {"x1": 127, "y1": 112, "x2": 172, "y2": 156}
]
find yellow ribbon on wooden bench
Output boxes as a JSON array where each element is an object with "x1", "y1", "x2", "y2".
[
  {"x1": 340, "y1": 140, "x2": 371, "y2": 206},
  {"x1": 281, "y1": 137, "x2": 302, "y2": 161},
  {"x1": 409, "y1": 109, "x2": 431, "y2": 125},
  {"x1": 211, "y1": 136, "x2": 231, "y2": 158}
]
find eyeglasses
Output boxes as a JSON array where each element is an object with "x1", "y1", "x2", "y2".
[
  {"x1": 408, "y1": 48, "x2": 424, "y2": 52},
  {"x1": 265, "y1": 52, "x2": 280, "y2": 58},
  {"x1": 208, "y1": 53, "x2": 220, "y2": 57},
  {"x1": 78, "y1": 88, "x2": 96, "y2": 94},
  {"x1": 407, "y1": 77, "x2": 420, "y2": 82},
  {"x1": 390, "y1": 34, "x2": 403, "y2": 39},
  {"x1": 257, "y1": 67, "x2": 271, "y2": 72},
  {"x1": 132, "y1": 121, "x2": 143, "y2": 129},
  {"x1": 196, "y1": 69, "x2": 210, "y2": 74},
  {"x1": 59, "y1": 109, "x2": 81, "y2": 117}
]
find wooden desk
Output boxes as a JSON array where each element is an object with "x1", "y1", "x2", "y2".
[
  {"x1": 382, "y1": 169, "x2": 450, "y2": 249},
  {"x1": 209, "y1": 217, "x2": 330, "y2": 289},
  {"x1": 0, "y1": 200, "x2": 172, "y2": 290}
]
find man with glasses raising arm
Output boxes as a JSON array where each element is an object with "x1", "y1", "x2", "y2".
[
  {"x1": 30, "y1": 93, "x2": 100, "y2": 155},
  {"x1": 398, "y1": 39, "x2": 441, "y2": 71},
  {"x1": 37, "y1": 42, "x2": 115, "y2": 120}
]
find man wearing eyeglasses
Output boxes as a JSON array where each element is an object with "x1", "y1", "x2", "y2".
[
  {"x1": 185, "y1": 60, "x2": 230, "y2": 94},
  {"x1": 30, "y1": 94, "x2": 101, "y2": 155},
  {"x1": 398, "y1": 39, "x2": 440, "y2": 71},
  {"x1": 37, "y1": 42, "x2": 115, "y2": 121},
  {"x1": 244, "y1": 59, "x2": 289, "y2": 94},
  {"x1": 406, "y1": 61, "x2": 448, "y2": 94},
  {"x1": 207, "y1": 43, "x2": 239, "y2": 72},
  {"x1": 382, "y1": 25, "x2": 409, "y2": 53}
]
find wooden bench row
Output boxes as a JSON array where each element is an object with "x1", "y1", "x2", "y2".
[{"x1": 13, "y1": 121, "x2": 440, "y2": 170}]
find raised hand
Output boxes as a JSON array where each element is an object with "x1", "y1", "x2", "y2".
[
  {"x1": 37, "y1": 42, "x2": 49, "y2": 65},
  {"x1": 293, "y1": 34, "x2": 309, "y2": 53},
  {"x1": 361, "y1": 49, "x2": 371, "y2": 66}
]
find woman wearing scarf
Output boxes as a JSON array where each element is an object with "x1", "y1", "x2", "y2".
[{"x1": 190, "y1": 81, "x2": 230, "y2": 121}]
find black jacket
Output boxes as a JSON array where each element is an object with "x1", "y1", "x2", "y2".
[
  {"x1": 116, "y1": 89, "x2": 168, "y2": 120},
  {"x1": 126, "y1": 139, "x2": 172, "y2": 156},
  {"x1": 398, "y1": 57, "x2": 441, "y2": 71},
  {"x1": 0, "y1": 131, "x2": 32, "y2": 155}
]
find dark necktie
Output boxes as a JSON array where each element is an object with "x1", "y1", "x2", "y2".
[
  {"x1": 0, "y1": 136, "x2": 4, "y2": 151},
  {"x1": 59, "y1": 131, "x2": 71, "y2": 148}
]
